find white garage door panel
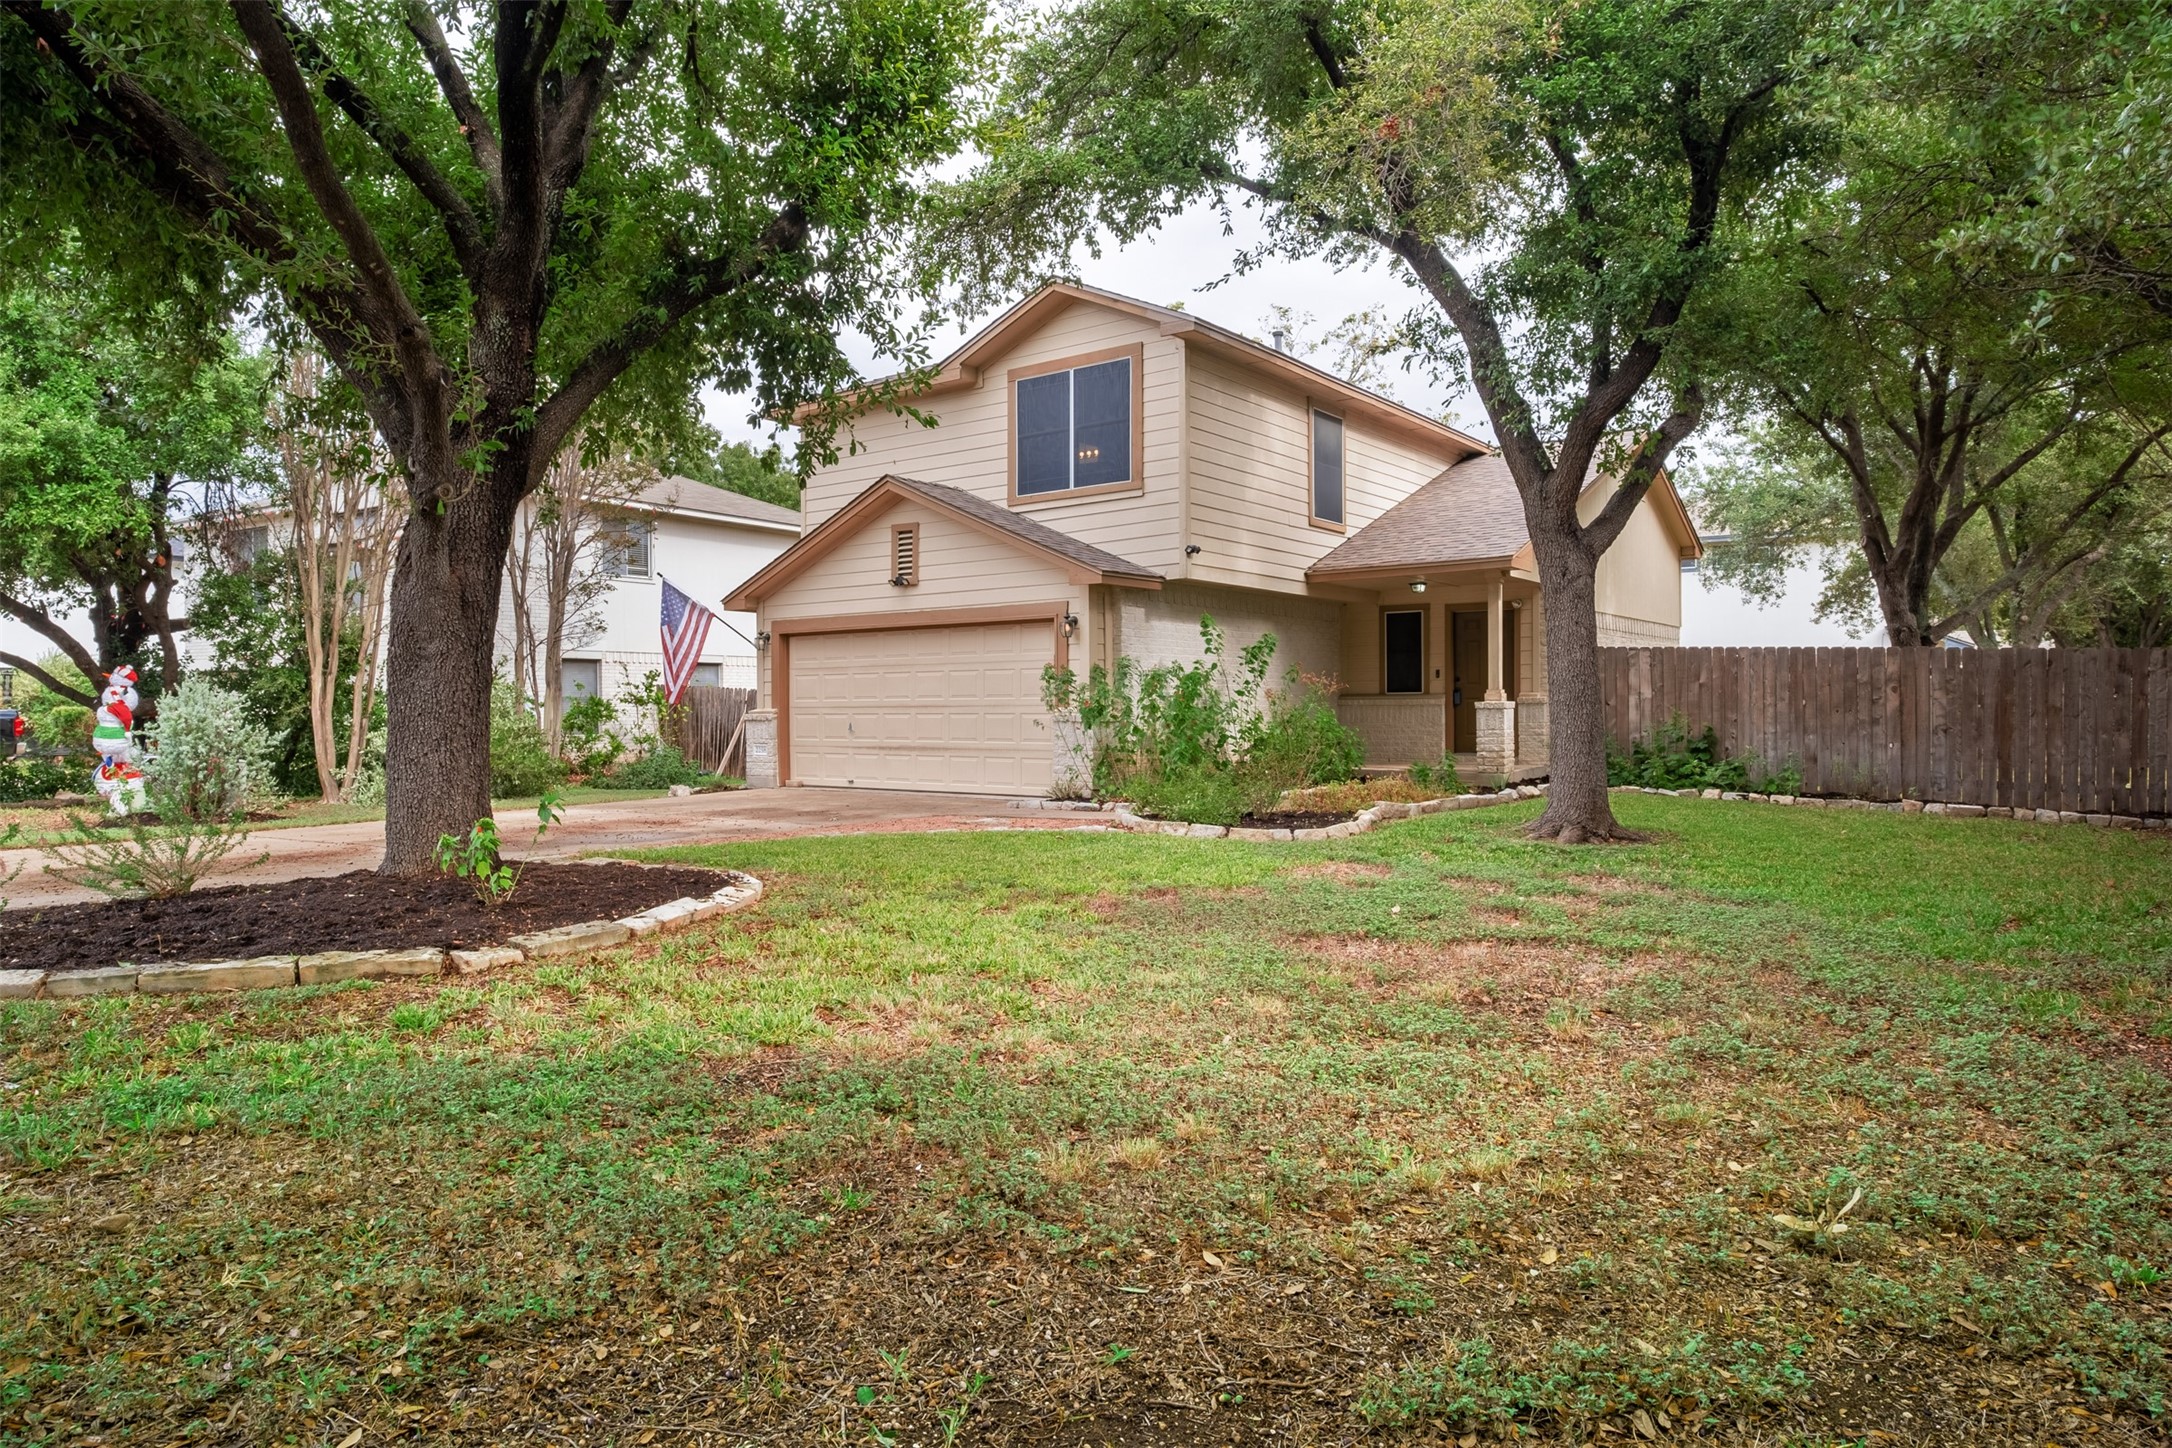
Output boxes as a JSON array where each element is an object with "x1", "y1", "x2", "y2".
[{"x1": 789, "y1": 622, "x2": 1054, "y2": 792}]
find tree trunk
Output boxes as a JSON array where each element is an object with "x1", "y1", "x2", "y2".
[
  {"x1": 379, "y1": 465, "x2": 520, "y2": 874},
  {"x1": 1524, "y1": 525, "x2": 1635, "y2": 844}
]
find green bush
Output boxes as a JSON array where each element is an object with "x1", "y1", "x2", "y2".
[
  {"x1": 602, "y1": 744, "x2": 705, "y2": 789},
  {"x1": 15, "y1": 655, "x2": 94, "y2": 753},
  {"x1": 1407, "y1": 755, "x2": 1464, "y2": 794},
  {"x1": 1042, "y1": 616, "x2": 1365, "y2": 821},
  {"x1": 145, "y1": 680, "x2": 275, "y2": 821},
  {"x1": 490, "y1": 681, "x2": 567, "y2": 798},
  {"x1": 560, "y1": 692, "x2": 626, "y2": 777},
  {"x1": 0, "y1": 756, "x2": 90, "y2": 801},
  {"x1": 1607, "y1": 713, "x2": 1803, "y2": 794}
]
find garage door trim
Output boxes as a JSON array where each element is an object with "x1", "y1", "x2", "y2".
[{"x1": 773, "y1": 601, "x2": 1073, "y2": 786}]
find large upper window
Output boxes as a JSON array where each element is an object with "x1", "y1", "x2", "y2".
[
  {"x1": 1311, "y1": 410, "x2": 1345, "y2": 527},
  {"x1": 601, "y1": 519, "x2": 654, "y2": 578},
  {"x1": 1014, "y1": 355, "x2": 1135, "y2": 497}
]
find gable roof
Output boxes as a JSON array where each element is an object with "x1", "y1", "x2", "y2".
[
  {"x1": 622, "y1": 475, "x2": 801, "y2": 530},
  {"x1": 1307, "y1": 454, "x2": 1702, "y2": 581},
  {"x1": 802, "y1": 282, "x2": 1492, "y2": 461},
  {"x1": 723, "y1": 474, "x2": 1162, "y2": 610}
]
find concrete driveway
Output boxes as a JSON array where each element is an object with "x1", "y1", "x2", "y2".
[{"x1": 3, "y1": 787, "x2": 1056, "y2": 909}]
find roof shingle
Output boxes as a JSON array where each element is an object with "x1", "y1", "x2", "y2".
[{"x1": 1309, "y1": 455, "x2": 1532, "y2": 576}]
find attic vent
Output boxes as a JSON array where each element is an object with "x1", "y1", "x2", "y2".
[{"x1": 890, "y1": 524, "x2": 919, "y2": 587}]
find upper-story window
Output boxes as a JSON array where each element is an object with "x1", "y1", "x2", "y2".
[
  {"x1": 1311, "y1": 410, "x2": 1345, "y2": 528},
  {"x1": 601, "y1": 518, "x2": 654, "y2": 578},
  {"x1": 1013, "y1": 351, "x2": 1137, "y2": 499}
]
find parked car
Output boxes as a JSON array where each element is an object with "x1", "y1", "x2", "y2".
[{"x1": 0, "y1": 710, "x2": 23, "y2": 758}]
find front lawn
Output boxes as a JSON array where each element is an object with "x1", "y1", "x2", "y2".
[{"x1": 4, "y1": 800, "x2": 2170, "y2": 1444}]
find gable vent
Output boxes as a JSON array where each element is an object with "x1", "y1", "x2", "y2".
[{"x1": 890, "y1": 524, "x2": 918, "y2": 587}]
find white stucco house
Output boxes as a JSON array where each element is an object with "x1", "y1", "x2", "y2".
[
  {"x1": 518, "y1": 476, "x2": 799, "y2": 707},
  {"x1": 725, "y1": 283, "x2": 1698, "y2": 795}
]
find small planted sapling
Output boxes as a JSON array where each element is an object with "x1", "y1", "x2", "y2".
[{"x1": 434, "y1": 789, "x2": 566, "y2": 908}]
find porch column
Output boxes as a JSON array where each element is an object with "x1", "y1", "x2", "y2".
[{"x1": 1474, "y1": 573, "x2": 1515, "y2": 778}]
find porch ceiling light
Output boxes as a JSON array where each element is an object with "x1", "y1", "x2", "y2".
[{"x1": 1408, "y1": 580, "x2": 1427, "y2": 593}]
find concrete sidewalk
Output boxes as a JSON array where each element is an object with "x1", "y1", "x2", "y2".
[{"x1": 3, "y1": 787, "x2": 1044, "y2": 908}]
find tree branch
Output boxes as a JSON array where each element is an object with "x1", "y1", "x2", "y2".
[
  {"x1": 0, "y1": 651, "x2": 94, "y2": 707},
  {"x1": 271, "y1": 1, "x2": 487, "y2": 275},
  {"x1": 402, "y1": 0, "x2": 503, "y2": 213},
  {"x1": 529, "y1": 204, "x2": 812, "y2": 479},
  {"x1": 0, "y1": 590, "x2": 101, "y2": 685},
  {"x1": 1582, "y1": 385, "x2": 1704, "y2": 557}
]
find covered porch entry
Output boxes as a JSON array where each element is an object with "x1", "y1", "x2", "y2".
[{"x1": 1325, "y1": 568, "x2": 1549, "y2": 782}]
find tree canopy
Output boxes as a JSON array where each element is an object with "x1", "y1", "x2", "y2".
[
  {"x1": 0, "y1": 0, "x2": 982, "y2": 869},
  {"x1": 0, "y1": 279, "x2": 266, "y2": 704}
]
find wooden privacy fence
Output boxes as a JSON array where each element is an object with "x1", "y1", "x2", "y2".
[
  {"x1": 674, "y1": 686, "x2": 756, "y2": 775},
  {"x1": 1598, "y1": 647, "x2": 2172, "y2": 816}
]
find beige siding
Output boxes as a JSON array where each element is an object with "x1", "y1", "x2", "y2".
[
  {"x1": 1183, "y1": 350, "x2": 1453, "y2": 595},
  {"x1": 763, "y1": 501, "x2": 1082, "y2": 622},
  {"x1": 1110, "y1": 582, "x2": 1343, "y2": 692},
  {"x1": 1582, "y1": 479, "x2": 1684, "y2": 635},
  {"x1": 803, "y1": 301, "x2": 1183, "y2": 572}
]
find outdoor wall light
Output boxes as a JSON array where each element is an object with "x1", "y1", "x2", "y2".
[
  {"x1": 1184, "y1": 544, "x2": 1202, "y2": 556},
  {"x1": 755, "y1": 631, "x2": 771, "y2": 649},
  {"x1": 1061, "y1": 613, "x2": 1079, "y2": 639},
  {"x1": 1409, "y1": 580, "x2": 1427, "y2": 594}
]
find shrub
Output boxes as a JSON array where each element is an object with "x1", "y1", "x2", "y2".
[
  {"x1": 44, "y1": 777, "x2": 265, "y2": 900},
  {"x1": 1607, "y1": 712, "x2": 1803, "y2": 794},
  {"x1": 0, "y1": 756, "x2": 91, "y2": 802},
  {"x1": 15, "y1": 655, "x2": 94, "y2": 753},
  {"x1": 491, "y1": 680, "x2": 566, "y2": 798},
  {"x1": 145, "y1": 680, "x2": 274, "y2": 822},
  {"x1": 602, "y1": 744, "x2": 705, "y2": 789},
  {"x1": 1043, "y1": 617, "x2": 1364, "y2": 821},
  {"x1": 1407, "y1": 755, "x2": 1464, "y2": 794},
  {"x1": 560, "y1": 692, "x2": 625, "y2": 776}
]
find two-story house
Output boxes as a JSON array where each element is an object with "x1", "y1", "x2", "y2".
[{"x1": 725, "y1": 283, "x2": 1698, "y2": 794}]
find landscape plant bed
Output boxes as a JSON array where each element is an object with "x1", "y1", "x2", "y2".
[
  {"x1": 2, "y1": 860, "x2": 730, "y2": 972},
  {"x1": 1233, "y1": 808, "x2": 1359, "y2": 829}
]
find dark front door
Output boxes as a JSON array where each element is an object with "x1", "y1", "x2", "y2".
[
  {"x1": 1384, "y1": 609, "x2": 1425, "y2": 695},
  {"x1": 1451, "y1": 611, "x2": 1484, "y2": 751}
]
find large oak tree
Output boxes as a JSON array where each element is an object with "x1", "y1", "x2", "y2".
[
  {"x1": 939, "y1": 0, "x2": 1821, "y2": 841},
  {"x1": 0, "y1": 0, "x2": 978, "y2": 869}
]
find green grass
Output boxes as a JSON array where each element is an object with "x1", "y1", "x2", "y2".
[{"x1": 2, "y1": 798, "x2": 2169, "y2": 1444}]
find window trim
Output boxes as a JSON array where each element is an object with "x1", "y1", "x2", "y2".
[
  {"x1": 1308, "y1": 405, "x2": 1347, "y2": 533},
  {"x1": 890, "y1": 522, "x2": 920, "y2": 587},
  {"x1": 1381, "y1": 606, "x2": 1427, "y2": 696},
  {"x1": 1005, "y1": 343, "x2": 1146, "y2": 506}
]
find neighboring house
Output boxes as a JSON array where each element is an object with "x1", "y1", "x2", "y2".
[
  {"x1": 725, "y1": 283, "x2": 1699, "y2": 794},
  {"x1": 518, "y1": 476, "x2": 799, "y2": 706}
]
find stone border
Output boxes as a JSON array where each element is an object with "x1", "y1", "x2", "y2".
[
  {"x1": 1103, "y1": 785, "x2": 1549, "y2": 842},
  {"x1": 1610, "y1": 785, "x2": 2168, "y2": 830},
  {"x1": 0, "y1": 870, "x2": 763, "y2": 1002}
]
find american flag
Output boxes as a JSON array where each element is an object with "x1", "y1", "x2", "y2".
[{"x1": 658, "y1": 577, "x2": 718, "y2": 705}]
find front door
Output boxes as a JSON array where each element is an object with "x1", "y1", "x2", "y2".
[
  {"x1": 1450, "y1": 608, "x2": 1519, "y2": 753},
  {"x1": 1451, "y1": 611, "x2": 1484, "y2": 751}
]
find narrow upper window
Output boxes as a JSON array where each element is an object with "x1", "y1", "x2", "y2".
[
  {"x1": 1015, "y1": 356, "x2": 1134, "y2": 497},
  {"x1": 1311, "y1": 410, "x2": 1346, "y2": 527},
  {"x1": 890, "y1": 524, "x2": 919, "y2": 587}
]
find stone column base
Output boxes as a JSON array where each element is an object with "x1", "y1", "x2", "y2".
[
  {"x1": 742, "y1": 709, "x2": 779, "y2": 789},
  {"x1": 1514, "y1": 696, "x2": 1548, "y2": 766},
  {"x1": 1474, "y1": 698, "x2": 1515, "y2": 779}
]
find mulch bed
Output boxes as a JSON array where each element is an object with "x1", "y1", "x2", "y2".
[{"x1": 5, "y1": 861, "x2": 729, "y2": 973}]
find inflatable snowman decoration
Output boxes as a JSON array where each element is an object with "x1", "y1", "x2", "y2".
[{"x1": 91, "y1": 666, "x2": 149, "y2": 816}]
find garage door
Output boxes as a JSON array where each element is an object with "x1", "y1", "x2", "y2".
[{"x1": 787, "y1": 621, "x2": 1055, "y2": 792}]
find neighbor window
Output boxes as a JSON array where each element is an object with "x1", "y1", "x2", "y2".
[
  {"x1": 561, "y1": 658, "x2": 601, "y2": 707},
  {"x1": 1312, "y1": 410, "x2": 1345, "y2": 526},
  {"x1": 602, "y1": 519, "x2": 653, "y2": 578},
  {"x1": 691, "y1": 662, "x2": 721, "y2": 687},
  {"x1": 1015, "y1": 355, "x2": 1134, "y2": 497},
  {"x1": 1384, "y1": 609, "x2": 1424, "y2": 694}
]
